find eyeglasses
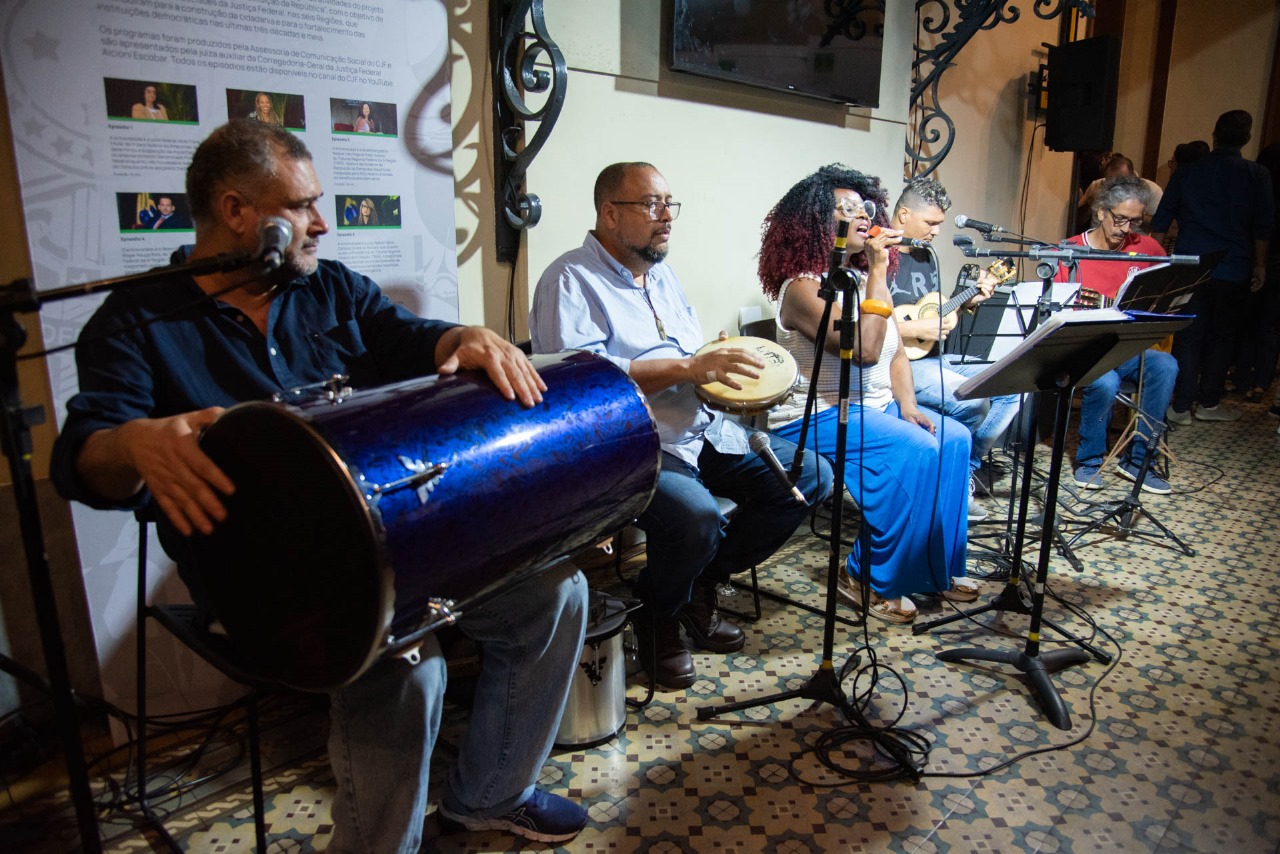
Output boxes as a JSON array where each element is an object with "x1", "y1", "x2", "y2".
[
  {"x1": 1106, "y1": 209, "x2": 1141, "y2": 228},
  {"x1": 610, "y1": 199, "x2": 682, "y2": 221},
  {"x1": 835, "y1": 199, "x2": 877, "y2": 221}
]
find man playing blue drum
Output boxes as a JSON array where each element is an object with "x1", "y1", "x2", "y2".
[
  {"x1": 51, "y1": 120, "x2": 589, "y2": 851},
  {"x1": 530, "y1": 162, "x2": 834, "y2": 690}
]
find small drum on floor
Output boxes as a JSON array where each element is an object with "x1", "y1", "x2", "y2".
[
  {"x1": 192, "y1": 350, "x2": 660, "y2": 692},
  {"x1": 694, "y1": 335, "x2": 798, "y2": 415}
]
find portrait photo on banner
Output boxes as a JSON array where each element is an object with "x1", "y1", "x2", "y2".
[
  {"x1": 115, "y1": 191, "x2": 194, "y2": 232},
  {"x1": 228, "y1": 88, "x2": 306, "y2": 131},
  {"x1": 337, "y1": 194, "x2": 401, "y2": 229},
  {"x1": 103, "y1": 77, "x2": 198, "y2": 124},
  {"x1": 329, "y1": 97, "x2": 398, "y2": 136}
]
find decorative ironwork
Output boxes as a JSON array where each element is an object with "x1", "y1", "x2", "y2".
[
  {"x1": 907, "y1": 0, "x2": 1093, "y2": 178},
  {"x1": 491, "y1": 0, "x2": 567, "y2": 262}
]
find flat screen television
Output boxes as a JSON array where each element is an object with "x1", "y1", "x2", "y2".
[{"x1": 671, "y1": 0, "x2": 885, "y2": 108}]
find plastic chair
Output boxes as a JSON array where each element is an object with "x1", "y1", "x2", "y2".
[{"x1": 134, "y1": 517, "x2": 269, "y2": 852}]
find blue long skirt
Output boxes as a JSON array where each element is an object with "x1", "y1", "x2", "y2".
[{"x1": 775, "y1": 401, "x2": 971, "y2": 598}]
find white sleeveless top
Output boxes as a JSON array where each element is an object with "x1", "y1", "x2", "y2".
[{"x1": 773, "y1": 274, "x2": 897, "y2": 415}]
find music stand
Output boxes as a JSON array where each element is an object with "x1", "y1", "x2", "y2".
[
  {"x1": 1059, "y1": 254, "x2": 1219, "y2": 556},
  {"x1": 924, "y1": 310, "x2": 1187, "y2": 730}
]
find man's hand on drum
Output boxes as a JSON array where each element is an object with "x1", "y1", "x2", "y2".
[
  {"x1": 436, "y1": 325, "x2": 547, "y2": 408},
  {"x1": 87, "y1": 408, "x2": 235, "y2": 537},
  {"x1": 690, "y1": 344, "x2": 764, "y2": 391}
]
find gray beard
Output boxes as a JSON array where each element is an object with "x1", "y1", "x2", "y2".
[{"x1": 638, "y1": 245, "x2": 668, "y2": 264}]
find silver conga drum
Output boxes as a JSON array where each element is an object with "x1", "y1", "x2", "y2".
[{"x1": 191, "y1": 350, "x2": 659, "y2": 692}]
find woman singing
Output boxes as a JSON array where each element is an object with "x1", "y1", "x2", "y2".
[{"x1": 758, "y1": 165, "x2": 977, "y2": 623}]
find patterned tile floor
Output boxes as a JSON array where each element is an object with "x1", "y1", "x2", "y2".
[{"x1": 6, "y1": 403, "x2": 1280, "y2": 853}]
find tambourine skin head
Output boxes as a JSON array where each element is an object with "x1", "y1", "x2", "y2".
[{"x1": 694, "y1": 336, "x2": 799, "y2": 415}]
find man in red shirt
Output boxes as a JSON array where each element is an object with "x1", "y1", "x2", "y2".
[{"x1": 1057, "y1": 176, "x2": 1179, "y2": 494}]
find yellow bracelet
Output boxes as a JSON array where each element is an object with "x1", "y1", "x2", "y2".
[{"x1": 859, "y1": 299, "x2": 893, "y2": 318}]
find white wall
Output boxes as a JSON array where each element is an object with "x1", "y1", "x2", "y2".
[
  {"x1": 456, "y1": 0, "x2": 1083, "y2": 337},
  {"x1": 483, "y1": 0, "x2": 915, "y2": 337}
]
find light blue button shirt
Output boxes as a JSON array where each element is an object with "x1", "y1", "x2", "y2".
[{"x1": 530, "y1": 232, "x2": 748, "y2": 468}]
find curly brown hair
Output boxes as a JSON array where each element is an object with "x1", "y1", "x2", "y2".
[{"x1": 758, "y1": 164, "x2": 897, "y2": 300}]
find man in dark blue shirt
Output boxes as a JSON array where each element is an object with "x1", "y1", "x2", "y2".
[
  {"x1": 50, "y1": 120, "x2": 589, "y2": 852},
  {"x1": 1151, "y1": 110, "x2": 1274, "y2": 423}
]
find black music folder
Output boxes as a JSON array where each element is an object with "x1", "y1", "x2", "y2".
[{"x1": 1112, "y1": 248, "x2": 1225, "y2": 314}]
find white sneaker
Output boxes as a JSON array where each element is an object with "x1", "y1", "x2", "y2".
[
  {"x1": 967, "y1": 475, "x2": 988, "y2": 522},
  {"x1": 1194, "y1": 404, "x2": 1243, "y2": 422},
  {"x1": 1166, "y1": 406, "x2": 1192, "y2": 426}
]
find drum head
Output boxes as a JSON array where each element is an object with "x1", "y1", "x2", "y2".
[
  {"x1": 194, "y1": 402, "x2": 392, "y2": 692},
  {"x1": 695, "y1": 335, "x2": 798, "y2": 413}
]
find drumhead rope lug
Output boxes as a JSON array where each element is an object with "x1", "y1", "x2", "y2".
[
  {"x1": 271, "y1": 373, "x2": 353, "y2": 404},
  {"x1": 364, "y1": 459, "x2": 449, "y2": 505}
]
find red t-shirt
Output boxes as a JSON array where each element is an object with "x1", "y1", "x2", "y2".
[{"x1": 1055, "y1": 231, "x2": 1167, "y2": 301}]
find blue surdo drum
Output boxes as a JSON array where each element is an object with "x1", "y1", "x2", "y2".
[{"x1": 192, "y1": 350, "x2": 658, "y2": 692}]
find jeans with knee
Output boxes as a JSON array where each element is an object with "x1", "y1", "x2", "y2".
[
  {"x1": 326, "y1": 560, "x2": 587, "y2": 854},
  {"x1": 633, "y1": 434, "x2": 833, "y2": 617},
  {"x1": 1076, "y1": 349, "x2": 1177, "y2": 469},
  {"x1": 912, "y1": 356, "x2": 1021, "y2": 469}
]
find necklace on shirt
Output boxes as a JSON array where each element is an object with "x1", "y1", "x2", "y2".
[{"x1": 640, "y1": 287, "x2": 667, "y2": 341}]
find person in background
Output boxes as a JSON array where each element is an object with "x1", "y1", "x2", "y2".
[
  {"x1": 1152, "y1": 110, "x2": 1274, "y2": 424},
  {"x1": 1158, "y1": 141, "x2": 1210, "y2": 254},
  {"x1": 1231, "y1": 143, "x2": 1280, "y2": 404},
  {"x1": 530, "y1": 161, "x2": 832, "y2": 686}
]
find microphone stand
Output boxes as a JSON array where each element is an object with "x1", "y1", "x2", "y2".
[
  {"x1": 698, "y1": 227, "x2": 871, "y2": 726},
  {"x1": 0, "y1": 251, "x2": 272, "y2": 853}
]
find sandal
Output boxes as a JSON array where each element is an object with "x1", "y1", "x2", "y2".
[
  {"x1": 867, "y1": 594, "x2": 917, "y2": 624},
  {"x1": 840, "y1": 576, "x2": 917, "y2": 624},
  {"x1": 942, "y1": 578, "x2": 980, "y2": 603}
]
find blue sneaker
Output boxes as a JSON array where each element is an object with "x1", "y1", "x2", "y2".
[
  {"x1": 1073, "y1": 464, "x2": 1104, "y2": 490},
  {"x1": 439, "y1": 789, "x2": 588, "y2": 843},
  {"x1": 1115, "y1": 461, "x2": 1171, "y2": 495}
]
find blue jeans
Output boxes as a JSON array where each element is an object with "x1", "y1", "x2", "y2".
[
  {"x1": 1076, "y1": 349, "x2": 1178, "y2": 469},
  {"x1": 326, "y1": 559, "x2": 587, "y2": 853},
  {"x1": 912, "y1": 355, "x2": 1022, "y2": 470},
  {"x1": 633, "y1": 434, "x2": 833, "y2": 617}
]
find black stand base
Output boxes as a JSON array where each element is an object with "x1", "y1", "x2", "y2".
[
  {"x1": 936, "y1": 646, "x2": 1090, "y2": 730},
  {"x1": 1062, "y1": 434, "x2": 1196, "y2": 557},
  {"x1": 912, "y1": 577, "x2": 1112, "y2": 664},
  {"x1": 696, "y1": 657, "x2": 858, "y2": 721}
]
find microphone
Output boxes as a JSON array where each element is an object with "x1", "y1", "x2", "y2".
[
  {"x1": 954, "y1": 214, "x2": 1008, "y2": 234},
  {"x1": 257, "y1": 216, "x2": 293, "y2": 269},
  {"x1": 869, "y1": 225, "x2": 929, "y2": 249},
  {"x1": 749, "y1": 431, "x2": 807, "y2": 506}
]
